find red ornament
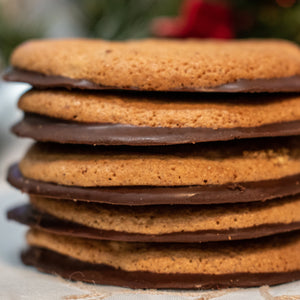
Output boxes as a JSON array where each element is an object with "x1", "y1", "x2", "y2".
[{"x1": 152, "y1": 0, "x2": 234, "y2": 39}]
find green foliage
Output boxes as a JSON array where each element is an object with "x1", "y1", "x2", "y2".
[
  {"x1": 232, "y1": 1, "x2": 300, "y2": 43},
  {"x1": 77, "y1": 0, "x2": 181, "y2": 40},
  {"x1": 0, "y1": 3, "x2": 43, "y2": 67},
  {"x1": 76, "y1": 0, "x2": 300, "y2": 42}
]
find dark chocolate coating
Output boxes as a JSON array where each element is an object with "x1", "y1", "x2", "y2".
[
  {"x1": 11, "y1": 113, "x2": 300, "y2": 145},
  {"x1": 4, "y1": 68, "x2": 300, "y2": 92},
  {"x1": 7, "y1": 164, "x2": 300, "y2": 206},
  {"x1": 22, "y1": 247, "x2": 300, "y2": 289},
  {"x1": 8, "y1": 204, "x2": 300, "y2": 243}
]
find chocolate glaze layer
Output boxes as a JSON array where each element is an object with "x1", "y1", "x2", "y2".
[
  {"x1": 7, "y1": 164, "x2": 300, "y2": 205},
  {"x1": 8, "y1": 204, "x2": 300, "y2": 243},
  {"x1": 22, "y1": 247, "x2": 300, "y2": 289},
  {"x1": 4, "y1": 68, "x2": 300, "y2": 92},
  {"x1": 12, "y1": 113, "x2": 300, "y2": 145}
]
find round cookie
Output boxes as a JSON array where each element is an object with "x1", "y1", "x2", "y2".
[
  {"x1": 5, "y1": 39, "x2": 300, "y2": 92},
  {"x1": 27, "y1": 195, "x2": 300, "y2": 235},
  {"x1": 18, "y1": 89, "x2": 300, "y2": 129},
  {"x1": 19, "y1": 139, "x2": 300, "y2": 187},
  {"x1": 8, "y1": 195, "x2": 300, "y2": 242},
  {"x1": 8, "y1": 163, "x2": 300, "y2": 205},
  {"x1": 14, "y1": 113, "x2": 300, "y2": 145},
  {"x1": 12, "y1": 89, "x2": 300, "y2": 145},
  {"x1": 24, "y1": 229, "x2": 300, "y2": 288},
  {"x1": 22, "y1": 247, "x2": 300, "y2": 289}
]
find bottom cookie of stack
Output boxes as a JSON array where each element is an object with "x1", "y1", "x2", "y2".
[{"x1": 22, "y1": 229, "x2": 300, "y2": 289}]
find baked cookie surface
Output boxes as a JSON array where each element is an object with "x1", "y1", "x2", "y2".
[
  {"x1": 19, "y1": 90, "x2": 300, "y2": 129},
  {"x1": 27, "y1": 229, "x2": 300, "y2": 274},
  {"x1": 22, "y1": 246, "x2": 300, "y2": 289},
  {"x1": 19, "y1": 139, "x2": 300, "y2": 187},
  {"x1": 27, "y1": 195, "x2": 300, "y2": 235},
  {"x1": 7, "y1": 195, "x2": 300, "y2": 242},
  {"x1": 23, "y1": 229, "x2": 300, "y2": 288},
  {"x1": 5, "y1": 39, "x2": 300, "y2": 92},
  {"x1": 8, "y1": 163, "x2": 300, "y2": 205},
  {"x1": 13, "y1": 89, "x2": 300, "y2": 145}
]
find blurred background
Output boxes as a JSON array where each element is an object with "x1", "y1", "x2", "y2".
[{"x1": 0, "y1": 0, "x2": 300, "y2": 186}]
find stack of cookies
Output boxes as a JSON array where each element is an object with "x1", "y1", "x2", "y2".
[{"x1": 5, "y1": 39, "x2": 300, "y2": 289}]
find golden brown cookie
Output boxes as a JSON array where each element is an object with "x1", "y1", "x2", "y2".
[
  {"x1": 19, "y1": 139, "x2": 300, "y2": 187},
  {"x1": 25, "y1": 229, "x2": 300, "y2": 287},
  {"x1": 27, "y1": 195, "x2": 300, "y2": 237},
  {"x1": 21, "y1": 245, "x2": 300, "y2": 289},
  {"x1": 5, "y1": 39, "x2": 300, "y2": 92},
  {"x1": 8, "y1": 163, "x2": 300, "y2": 205},
  {"x1": 14, "y1": 89, "x2": 300, "y2": 145},
  {"x1": 18, "y1": 89, "x2": 300, "y2": 129}
]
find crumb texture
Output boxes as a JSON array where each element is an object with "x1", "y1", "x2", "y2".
[
  {"x1": 19, "y1": 140, "x2": 300, "y2": 186},
  {"x1": 11, "y1": 39, "x2": 300, "y2": 90},
  {"x1": 19, "y1": 90, "x2": 300, "y2": 129},
  {"x1": 30, "y1": 196, "x2": 300, "y2": 234},
  {"x1": 27, "y1": 229, "x2": 300, "y2": 274}
]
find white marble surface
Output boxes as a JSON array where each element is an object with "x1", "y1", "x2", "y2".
[{"x1": 0, "y1": 81, "x2": 299, "y2": 299}]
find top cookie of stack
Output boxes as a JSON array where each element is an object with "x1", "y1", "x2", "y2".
[
  {"x1": 4, "y1": 38, "x2": 300, "y2": 145},
  {"x1": 5, "y1": 38, "x2": 300, "y2": 290}
]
